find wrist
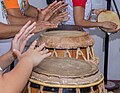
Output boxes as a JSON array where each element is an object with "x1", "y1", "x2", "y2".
[
  {"x1": 20, "y1": 57, "x2": 34, "y2": 67},
  {"x1": 9, "y1": 50, "x2": 17, "y2": 60},
  {"x1": 97, "y1": 22, "x2": 103, "y2": 27}
]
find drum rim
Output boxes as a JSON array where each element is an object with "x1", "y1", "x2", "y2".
[{"x1": 29, "y1": 75, "x2": 104, "y2": 88}]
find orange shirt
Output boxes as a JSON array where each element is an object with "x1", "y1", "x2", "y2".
[{"x1": 4, "y1": 0, "x2": 28, "y2": 9}]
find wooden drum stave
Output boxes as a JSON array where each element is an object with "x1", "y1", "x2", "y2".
[
  {"x1": 28, "y1": 57, "x2": 107, "y2": 93},
  {"x1": 37, "y1": 30, "x2": 99, "y2": 65}
]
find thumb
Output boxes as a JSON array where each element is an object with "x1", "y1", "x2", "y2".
[{"x1": 13, "y1": 49, "x2": 22, "y2": 60}]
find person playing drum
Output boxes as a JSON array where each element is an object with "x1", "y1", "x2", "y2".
[
  {"x1": 47, "y1": 0, "x2": 118, "y2": 33},
  {"x1": 0, "y1": 21, "x2": 51, "y2": 93}
]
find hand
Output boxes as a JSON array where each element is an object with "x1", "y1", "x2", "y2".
[
  {"x1": 49, "y1": 11, "x2": 69, "y2": 24},
  {"x1": 100, "y1": 21, "x2": 118, "y2": 33},
  {"x1": 13, "y1": 41, "x2": 51, "y2": 67},
  {"x1": 34, "y1": 21, "x2": 58, "y2": 33},
  {"x1": 12, "y1": 21, "x2": 35, "y2": 55},
  {"x1": 94, "y1": 9, "x2": 106, "y2": 15},
  {"x1": 101, "y1": 21, "x2": 118, "y2": 29},
  {"x1": 38, "y1": 1, "x2": 68, "y2": 21}
]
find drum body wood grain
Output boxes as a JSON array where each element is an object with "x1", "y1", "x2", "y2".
[
  {"x1": 37, "y1": 31, "x2": 99, "y2": 65},
  {"x1": 28, "y1": 57, "x2": 107, "y2": 93}
]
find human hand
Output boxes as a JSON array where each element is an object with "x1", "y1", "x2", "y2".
[
  {"x1": 12, "y1": 21, "x2": 35, "y2": 55},
  {"x1": 49, "y1": 10, "x2": 69, "y2": 24},
  {"x1": 38, "y1": 1, "x2": 68, "y2": 21},
  {"x1": 100, "y1": 21, "x2": 118, "y2": 33},
  {"x1": 34, "y1": 21, "x2": 58, "y2": 33},
  {"x1": 13, "y1": 41, "x2": 51, "y2": 67}
]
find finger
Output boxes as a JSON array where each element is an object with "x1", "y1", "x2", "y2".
[
  {"x1": 46, "y1": 0, "x2": 58, "y2": 11},
  {"x1": 20, "y1": 33, "x2": 34, "y2": 53},
  {"x1": 40, "y1": 49, "x2": 49, "y2": 55},
  {"x1": 24, "y1": 26, "x2": 36, "y2": 37},
  {"x1": 13, "y1": 49, "x2": 22, "y2": 60},
  {"x1": 51, "y1": 3, "x2": 68, "y2": 14},
  {"x1": 18, "y1": 21, "x2": 32, "y2": 39},
  {"x1": 29, "y1": 40, "x2": 37, "y2": 49},
  {"x1": 36, "y1": 43, "x2": 45, "y2": 51},
  {"x1": 23, "y1": 22, "x2": 36, "y2": 37},
  {"x1": 42, "y1": 52, "x2": 51, "y2": 59},
  {"x1": 48, "y1": 1, "x2": 64, "y2": 14}
]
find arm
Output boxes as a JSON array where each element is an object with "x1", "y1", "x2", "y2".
[
  {"x1": 73, "y1": 6, "x2": 117, "y2": 31},
  {"x1": 0, "y1": 21, "x2": 35, "y2": 69},
  {"x1": 0, "y1": 41, "x2": 51, "y2": 93},
  {"x1": 24, "y1": 3, "x2": 39, "y2": 18},
  {"x1": 0, "y1": 23, "x2": 23, "y2": 39},
  {"x1": 0, "y1": 51, "x2": 15, "y2": 70},
  {"x1": 8, "y1": 14, "x2": 37, "y2": 25},
  {"x1": 0, "y1": 21, "x2": 49, "y2": 93},
  {"x1": 74, "y1": 6, "x2": 117, "y2": 29}
]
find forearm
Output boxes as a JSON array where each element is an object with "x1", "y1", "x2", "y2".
[
  {"x1": 24, "y1": 5, "x2": 39, "y2": 18},
  {"x1": 75, "y1": 19, "x2": 102, "y2": 28},
  {"x1": 0, "y1": 23, "x2": 23, "y2": 39},
  {"x1": 0, "y1": 58, "x2": 33, "y2": 93},
  {"x1": 8, "y1": 14, "x2": 37, "y2": 25},
  {"x1": 0, "y1": 51, "x2": 16, "y2": 70}
]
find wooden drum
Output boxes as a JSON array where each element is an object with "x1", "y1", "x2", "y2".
[
  {"x1": 28, "y1": 57, "x2": 107, "y2": 93},
  {"x1": 37, "y1": 30, "x2": 99, "y2": 65}
]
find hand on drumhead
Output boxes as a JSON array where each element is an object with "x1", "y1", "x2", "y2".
[
  {"x1": 100, "y1": 21, "x2": 118, "y2": 33},
  {"x1": 12, "y1": 21, "x2": 35, "y2": 57},
  {"x1": 13, "y1": 40, "x2": 51, "y2": 67},
  {"x1": 35, "y1": 21, "x2": 58, "y2": 32}
]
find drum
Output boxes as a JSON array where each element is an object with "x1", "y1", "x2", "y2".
[
  {"x1": 28, "y1": 57, "x2": 107, "y2": 93},
  {"x1": 37, "y1": 30, "x2": 99, "y2": 65},
  {"x1": 97, "y1": 11, "x2": 120, "y2": 32}
]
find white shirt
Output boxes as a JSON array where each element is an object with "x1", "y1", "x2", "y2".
[
  {"x1": 0, "y1": 0, "x2": 12, "y2": 56},
  {"x1": 64, "y1": 0, "x2": 92, "y2": 25}
]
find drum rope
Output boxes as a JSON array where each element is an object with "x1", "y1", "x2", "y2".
[
  {"x1": 28, "y1": 82, "x2": 31, "y2": 93},
  {"x1": 90, "y1": 86, "x2": 95, "y2": 93},
  {"x1": 64, "y1": 49, "x2": 72, "y2": 58},
  {"x1": 58, "y1": 88, "x2": 63, "y2": 93},
  {"x1": 76, "y1": 88, "x2": 81, "y2": 93},
  {"x1": 98, "y1": 84, "x2": 104, "y2": 93},
  {"x1": 52, "y1": 49, "x2": 58, "y2": 57},
  {"x1": 91, "y1": 47, "x2": 95, "y2": 59},
  {"x1": 87, "y1": 47, "x2": 90, "y2": 61},
  {"x1": 76, "y1": 48, "x2": 87, "y2": 61}
]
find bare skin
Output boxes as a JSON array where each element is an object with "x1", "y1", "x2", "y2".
[
  {"x1": 73, "y1": 6, "x2": 118, "y2": 33},
  {"x1": 7, "y1": 1, "x2": 69, "y2": 25},
  {"x1": 0, "y1": 19, "x2": 58, "y2": 39},
  {"x1": 0, "y1": 21, "x2": 51, "y2": 93}
]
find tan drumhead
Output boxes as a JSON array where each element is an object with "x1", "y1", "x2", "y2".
[
  {"x1": 37, "y1": 30, "x2": 94, "y2": 49},
  {"x1": 30, "y1": 57, "x2": 103, "y2": 86},
  {"x1": 33, "y1": 57, "x2": 98, "y2": 78},
  {"x1": 97, "y1": 11, "x2": 120, "y2": 32}
]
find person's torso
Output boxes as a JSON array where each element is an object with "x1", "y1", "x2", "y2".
[{"x1": 64, "y1": 0, "x2": 92, "y2": 25}]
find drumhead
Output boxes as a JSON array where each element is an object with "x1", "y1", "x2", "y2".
[
  {"x1": 30, "y1": 57, "x2": 103, "y2": 87},
  {"x1": 97, "y1": 11, "x2": 120, "y2": 32},
  {"x1": 37, "y1": 31, "x2": 94, "y2": 49},
  {"x1": 33, "y1": 57, "x2": 98, "y2": 78}
]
